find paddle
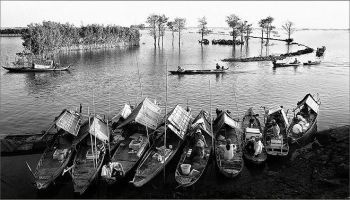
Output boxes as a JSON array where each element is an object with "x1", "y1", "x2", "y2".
[{"x1": 25, "y1": 161, "x2": 35, "y2": 180}]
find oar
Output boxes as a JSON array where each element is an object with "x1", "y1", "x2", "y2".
[{"x1": 25, "y1": 161, "x2": 35, "y2": 179}]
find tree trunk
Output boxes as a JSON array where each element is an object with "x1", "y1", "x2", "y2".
[
  {"x1": 172, "y1": 31, "x2": 174, "y2": 46},
  {"x1": 232, "y1": 28, "x2": 234, "y2": 47},
  {"x1": 154, "y1": 35, "x2": 156, "y2": 47},
  {"x1": 158, "y1": 28, "x2": 160, "y2": 46},
  {"x1": 162, "y1": 35, "x2": 164, "y2": 46},
  {"x1": 201, "y1": 30, "x2": 204, "y2": 41},
  {"x1": 261, "y1": 29, "x2": 264, "y2": 43},
  {"x1": 178, "y1": 29, "x2": 181, "y2": 47}
]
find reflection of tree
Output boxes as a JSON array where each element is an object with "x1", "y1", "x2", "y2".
[{"x1": 245, "y1": 44, "x2": 250, "y2": 58}]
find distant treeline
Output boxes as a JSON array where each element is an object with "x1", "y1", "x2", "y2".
[
  {"x1": 21, "y1": 21, "x2": 140, "y2": 55},
  {"x1": 0, "y1": 28, "x2": 28, "y2": 35}
]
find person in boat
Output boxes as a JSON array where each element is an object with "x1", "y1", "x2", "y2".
[
  {"x1": 221, "y1": 66, "x2": 225, "y2": 70},
  {"x1": 253, "y1": 137, "x2": 264, "y2": 157},
  {"x1": 249, "y1": 118, "x2": 255, "y2": 128},
  {"x1": 101, "y1": 162, "x2": 113, "y2": 178},
  {"x1": 216, "y1": 108, "x2": 223, "y2": 116},
  {"x1": 216, "y1": 63, "x2": 220, "y2": 69},
  {"x1": 272, "y1": 58, "x2": 277, "y2": 65},
  {"x1": 246, "y1": 137, "x2": 255, "y2": 155},
  {"x1": 291, "y1": 58, "x2": 299, "y2": 64},
  {"x1": 223, "y1": 139, "x2": 237, "y2": 160},
  {"x1": 267, "y1": 119, "x2": 280, "y2": 138},
  {"x1": 177, "y1": 66, "x2": 184, "y2": 72},
  {"x1": 191, "y1": 129, "x2": 207, "y2": 161}
]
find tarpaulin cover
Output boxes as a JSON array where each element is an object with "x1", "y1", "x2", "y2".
[
  {"x1": 89, "y1": 117, "x2": 111, "y2": 143},
  {"x1": 55, "y1": 110, "x2": 82, "y2": 136},
  {"x1": 112, "y1": 104, "x2": 132, "y2": 121},
  {"x1": 214, "y1": 111, "x2": 241, "y2": 135}
]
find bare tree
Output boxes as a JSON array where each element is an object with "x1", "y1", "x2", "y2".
[
  {"x1": 157, "y1": 14, "x2": 168, "y2": 46},
  {"x1": 282, "y1": 20, "x2": 295, "y2": 43},
  {"x1": 258, "y1": 18, "x2": 267, "y2": 42},
  {"x1": 265, "y1": 16, "x2": 274, "y2": 44},
  {"x1": 245, "y1": 23, "x2": 253, "y2": 44},
  {"x1": 174, "y1": 18, "x2": 186, "y2": 47},
  {"x1": 146, "y1": 14, "x2": 159, "y2": 47},
  {"x1": 167, "y1": 21, "x2": 175, "y2": 46},
  {"x1": 198, "y1": 16, "x2": 210, "y2": 43},
  {"x1": 226, "y1": 14, "x2": 241, "y2": 46}
]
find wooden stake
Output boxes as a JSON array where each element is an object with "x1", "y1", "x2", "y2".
[
  {"x1": 88, "y1": 107, "x2": 96, "y2": 169},
  {"x1": 163, "y1": 61, "x2": 168, "y2": 184}
]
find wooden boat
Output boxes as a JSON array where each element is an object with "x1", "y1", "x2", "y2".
[
  {"x1": 303, "y1": 61, "x2": 321, "y2": 65},
  {"x1": 1, "y1": 132, "x2": 55, "y2": 156},
  {"x1": 198, "y1": 39, "x2": 209, "y2": 45},
  {"x1": 175, "y1": 110, "x2": 213, "y2": 187},
  {"x1": 316, "y1": 46, "x2": 326, "y2": 57},
  {"x1": 100, "y1": 98, "x2": 161, "y2": 185},
  {"x1": 287, "y1": 94, "x2": 320, "y2": 145},
  {"x1": 2, "y1": 65, "x2": 70, "y2": 72},
  {"x1": 213, "y1": 110, "x2": 244, "y2": 178},
  {"x1": 33, "y1": 109, "x2": 83, "y2": 189},
  {"x1": 272, "y1": 61, "x2": 301, "y2": 68},
  {"x1": 263, "y1": 107, "x2": 290, "y2": 157},
  {"x1": 241, "y1": 108, "x2": 267, "y2": 165},
  {"x1": 71, "y1": 115, "x2": 111, "y2": 195},
  {"x1": 169, "y1": 67, "x2": 229, "y2": 75},
  {"x1": 131, "y1": 105, "x2": 192, "y2": 187}
]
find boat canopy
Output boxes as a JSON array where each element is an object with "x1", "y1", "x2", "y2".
[
  {"x1": 33, "y1": 59, "x2": 53, "y2": 69},
  {"x1": 214, "y1": 111, "x2": 241, "y2": 135},
  {"x1": 245, "y1": 127, "x2": 262, "y2": 140},
  {"x1": 112, "y1": 104, "x2": 132, "y2": 121},
  {"x1": 191, "y1": 110, "x2": 213, "y2": 138},
  {"x1": 166, "y1": 105, "x2": 192, "y2": 140},
  {"x1": 296, "y1": 94, "x2": 320, "y2": 114},
  {"x1": 117, "y1": 98, "x2": 161, "y2": 130},
  {"x1": 55, "y1": 109, "x2": 82, "y2": 136},
  {"x1": 89, "y1": 116, "x2": 111, "y2": 143},
  {"x1": 268, "y1": 107, "x2": 289, "y2": 127}
]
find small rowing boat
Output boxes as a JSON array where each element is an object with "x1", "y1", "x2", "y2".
[
  {"x1": 241, "y1": 108, "x2": 267, "y2": 165},
  {"x1": 272, "y1": 62, "x2": 301, "y2": 68},
  {"x1": 213, "y1": 110, "x2": 244, "y2": 178},
  {"x1": 169, "y1": 67, "x2": 229, "y2": 75},
  {"x1": 2, "y1": 66, "x2": 70, "y2": 72},
  {"x1": 263, "y1": 106, "x2": 289, "y2": 157},
  {"x1": 303, "y1": 61, "x2": 321, "y2": 66},
  {"x1": 287, "y1": 94, "x2": 320, "y2": 145},
  {"x1": 33, "y1": 109, "x2": 84, "y2": 190},
  {"x1": 131, "y1": 105, "x2": 192, "y2": 187},
  {"x1": 175, "y1": 110, "x2": 213, "y2": 187}
]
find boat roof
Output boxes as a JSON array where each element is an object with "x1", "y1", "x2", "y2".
[
  {"x1": 117, "y1": 98, "x2": 161, "y2": 130},
  {"x1": 191, "y1": 110, "x2": 213, "y2": 138},
  {"x1": 112, "y1": 104, "x2": 132, "y2": 121},
  {"x1": 166, "y1": 105, "x2": 192, "y2": 140},
  {"x1": 296, "y1": 93, "x2": 320, "y2": 113},
  {"x1": 213, "y1": 111, "x2": 242, "y2": 135},
  {"x1": 267, "y1": 107, "x2": 289, "y2": 127},
  {"x1": 55, "y1": 109, "x2": 82, "y2": 136},
  {"x1": 89, "y1": 116, "x2": 111, "y2": 143}
]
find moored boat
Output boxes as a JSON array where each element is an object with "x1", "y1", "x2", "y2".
[
  {"x1": 33, "y1": 109, "x2": 84, "y2": 190},
  {"x1": 272, "y1": 61, "x2": 301, "y2": 68},
  {"x1": 241, "y1": 108, "x2": 267, "y2": 165},
  {"x1": 175, "y1": 110, "x2": 213, "y2": 187},
  {"x1": 303, "y1": 60, "x2": 321, "y2": 65},
  {"x1": 213, "y1": 110, "x2": 244, "y2": 178},
  {"x1": 263, "y1": 106, "x2": 290, "y2": 157},
  {"x1": 131, "y1": 105, "x2": 192, "y2": 187},
  {"x1": 287, "y1": 94, "x2": 320, "y2": 145},
  {"x1": 100, "y1": 98, "x2": 162, "y2": 185},
  {"x1": 71, "y1": 115, "x2": 111, "y2": 195}
]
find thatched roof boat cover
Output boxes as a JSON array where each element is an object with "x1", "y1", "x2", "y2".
[
  {"x1": 112, "y1": 104, "x2": 132, "y2": 121},
  {"x1": 55, "y1": 109, "x2": 82, "y2": 136},
  {"x1": 214, "y1": 111, "x2": 242, "y2": 135},
  {"x1": 191, "y1": 110, "x2": 213, "y2": 138},
  {"x1": 89, "y1": 116, "x2": 111, "y2": 143},
  {"x1": 166, "y1": 105, "x2": 192, "y2": 140},
  {"x1": 268, "y1": 107, "x2": 289, "y2": 127},
  {"x1": 296, "y1": 93, "x2": 320, "y2": 114},
  {"x1": 117, "y1": 98, "x2": 161, "y2": 130}
]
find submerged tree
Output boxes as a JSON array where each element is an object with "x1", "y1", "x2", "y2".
[
  {"x1": 174, "y1": 18, "x2": 186, "y2": 47},
  {"x1": 157, "y1": 14, "x2": 168, "y2": 46},
  {"x1": 282, "y1": 20, "x2": 295, "y2": 43},
  {"x1": 245, "y1": 23, "x2": 253, "y2": 45},
  {"x1": 264, "y1": 16, "x2": 274, "y2": 44},
  {"x1": 198, "y1": 16, "x2": 210, "y2": 44},
  {"x1": 225, "y1": 14, "x2": 241, "y2": 46},
  {"x1": 258, "y1": 18, "x2": 267, "y2": 42},
  {"x1": 167, "y1": 21, "x2": 176, "y2": 46},
  {"x1": 238, "y1": 20, "x2": 247, "y2": 44},
  {"x1": 146, "y1": 14, "x2": 159, "y2": 47}
]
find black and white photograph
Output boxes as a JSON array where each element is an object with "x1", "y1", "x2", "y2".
[{"x1": 0, "y1": 1, "x2": 349, "y2": 199}]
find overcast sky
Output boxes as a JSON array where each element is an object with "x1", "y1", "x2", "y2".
[{"x1": 1, "y1": 1, "x2": 349, "y2": 29}]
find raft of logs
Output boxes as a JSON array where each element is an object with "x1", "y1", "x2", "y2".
[{"x1": 222, "y1": 47, "x2": 314, "y2": 62}]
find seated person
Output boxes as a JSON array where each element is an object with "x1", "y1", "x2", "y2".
[
  {"x1": 191, "y1": 130, "x2": 207, "y2": 160},
  {"x1": 291, "y1": 58, "x2": 298, "y2": 64},
  {"x1": 223, "y1": 139, "x2": 236, "y2": 160},
  {"x1": 216, "y1": 63, "x2": 220, "y2": 69},
  {"x1": 177, "y1": 66, "x2": 184, "y2": 72},
  {"x1": 267, "y1": 119, "x2": 280, "y2": 139},
  {"x1": 249, "y1": 118, "x2": 255, "y2": 128},
  {"x1": 253, "y1": 137, "x2": 264, "y2": 156},
  {"x1": 101, "y1": 162, "x2": 113, "y2": 178},
  {"x1": 246, "y1": 137, "x2": 255, "y2": 155}
]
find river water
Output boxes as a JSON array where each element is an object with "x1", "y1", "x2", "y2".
[{"x1": 0, "y1": 28, "x2": 349, "y2": 198}]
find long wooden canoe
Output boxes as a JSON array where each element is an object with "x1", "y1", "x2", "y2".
[
  {"x1": 169, "y1": 68, "x2": 229, "y2": 75},
  {"x1": 2, "y1": 65, "x2": 70, "y2": 72}
]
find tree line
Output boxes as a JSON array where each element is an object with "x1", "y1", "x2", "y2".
[
  {"x1": 21, "y1": 21, "x2": 140, "y2": 55},
  {"x1": 145, "y1": 14, "x2": 296, "y2": 47}
]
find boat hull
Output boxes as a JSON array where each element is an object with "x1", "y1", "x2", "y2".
[
  {"x1": 169, "y1": 69, "x2": 229, "y2": 75},
  {"x1": 273, "y1": 63, "x2": 300, "y2": 68},
  {"x1": 2, "y1": 66, "x2": 70, "y2": 72}
]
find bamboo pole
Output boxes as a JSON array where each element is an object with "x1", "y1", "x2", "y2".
[
  {"x1": 163, "y1": 61, "x2": 168, "y2": 184},
  {"x1": 93, "y1": 88, "x2": 97, "y2": 168},
  {"x1": 209, "y1": 80, "x2": 214, "y2": 148},
  {"x1": 136, "y1": 60, "x2": 143, "y2": 99},
  {"x1": 107, "y1": 91, "x2": 111, "y2": 154},
  {"x1": 88, "y1": 107, "x2": 96, "y2": 168}
]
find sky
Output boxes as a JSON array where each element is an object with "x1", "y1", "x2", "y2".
[{"x1": 1, "y1": 1, "x2": 349, "y2": 29}]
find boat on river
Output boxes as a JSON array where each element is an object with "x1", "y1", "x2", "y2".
[
  {"x1": 169, "y1": 67, "x2": 229, "y2": 75},
  {"x1": 241, "y1": 108, "x2": 267, "y2": 165},
  {"x1": 272, "y1": 61, "x2": 301, "y2": 68},
  {"x1": 3, "y1": 66, "x2": 70, "y2": 72},
  {"x1": 2, "y1": 57, "x2": 70, "y2": 72},
  {"x1": 213, "y1": 110, "x2": 244, "y2": 178},
  {"x1": 303, "y1": 60, "x2": 321, "y2": 66},
  {"x1": 131, "y1": 105, "x2": 192, "y2": 187},
  {"x1": 175, "y1": 110, "x2": 213, "y2": 187},
  {"x1": 71, "y1": 115, "x2": 111, "y2": 195},
  {"x1": 263, "y1": 106, "x2": 289, "y2": 157},
  {"x1": 287, "y1": 94, "x2": 320, "y2": 145},
  {"x1": 101, "y1": 98, "x2": 161, "y2": 185},
  {"x1": 33, "y1": 109, "x2": 84, "y2": 190}
]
